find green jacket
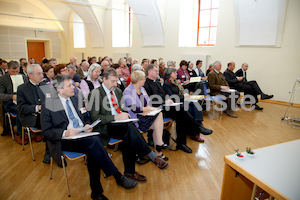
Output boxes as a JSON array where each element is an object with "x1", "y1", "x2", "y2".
[{"x1": 88, "y1": 85, "x2": 126, "y2": 145}]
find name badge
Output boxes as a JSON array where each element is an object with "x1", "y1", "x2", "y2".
[
  {"x1": 182, "y1": 75, "x2": 185, "y2": 78},
  {"x1": 80, "y1": 107, "x2": 87, "y2": 114}
]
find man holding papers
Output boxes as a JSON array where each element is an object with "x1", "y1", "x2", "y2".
[
  {"x1": 42, "y1": 75, "x2": 138, "y2": 200},
  {"x1": 89, "y1": 68, "x2": 169, "y2": 183},
  {"x1": 224, "y1": 62, "x2": 266, "y2": 110},
  {"x1": 0, "y1": 61, "x2": 27, "y2": 144},
  {"x1": 208, "y1": 61, "x2": 240, "y2": 118},
  {"x1": 144, "y1": 65, "x2": 212, "y2": 153}
]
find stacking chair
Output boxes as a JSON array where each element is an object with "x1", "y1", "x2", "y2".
[
  {"x1": 50, "y1": 151, "x2": 86, "y2": 197},
  {"x1": 22, "y1": 126, "x2": 41, "y2": 161},
  {"x1": 202, "y1": 83, "x2": 226, "y2": 119},
  {"x1": 4, "y1": 112, "x2": 16, "y2": 140},
  {"x1": 108, "y1": 138, "x2": 123, "y2": 152}
]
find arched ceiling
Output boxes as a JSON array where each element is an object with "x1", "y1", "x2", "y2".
[{"x1": 0, "y1": 0, "x2": 165, "y2": 47}]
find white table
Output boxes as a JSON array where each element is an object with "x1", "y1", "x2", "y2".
[{"x1": 221, "y1": 139, "x2": 300, "y2": 200}]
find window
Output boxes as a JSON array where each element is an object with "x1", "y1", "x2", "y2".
[
  {"x1": 73, "y1": 12, "x2": 86, "y2": 48},
  {"x1": 112, "y1": 0, "x2": 132, "y2": 47},
  {"x1": 197, "y1": 0, "x2": 219, "y2": 46}
]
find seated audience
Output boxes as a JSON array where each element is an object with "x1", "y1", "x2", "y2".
[
  {"x1": 126, "y1": 64, "x2": 144, "y2": 86},
  {"x1": 235, "y1": 62, "x2": 273, "y2": 101},
  {"x1": 68, "y1": 64, "x2": 81, "y2": 87},
  {"x1": 187, "y1": 61, "x2": 197, "y2": 77},
  {"x1": 110, "y1": 64, "x2": 127, "y2": 92},
  {"x1": 144, "y1": 64, "x2": 212, "y2": 153},
  {"x1": 0, "y1": 61, "x2": 28, "y2": 144},
  {"x1": 177, "y1": 60, "x2": 190, "y2": 83},
  {"x1": 42, "y1": 64, "x2": 55, "y2": 84},
  {"x1": 49, "y1": 58, "x2": 57, "y2": 67},
  {"x1": 76, "y1": 61, "x2": 89, "y2": 79},
  {"x1": 158, "y1": 60, "x2": 166, "y2": 78},
  {"x1": 55, "y1": 64, "x2": 79, "y2": 95},
  {"x1": 17, "y1": 64, "x2": 50, "y2": 163},
  {"x1": 80, "y1": 63, "x2": 101, "y2": 99},
  {"x1": 119, "y1": 58, "x2": 130, "y2": 81},
  {"x1": 167, "y1": 60, "x2": 176, "y2": 68},
  {"x1": 41, "y1": 58, "x2": 49, "y2": 69},
  {"x1": 88, "y1": 68, "x2": 169, "y2": 183},
  {"x1": 195, "y1": 60, "x2": 207, "y2": 80},
  {"x1": 69, "y1": 56, "x2": 79, "y2": 69},
  {"x1": 141, "y1": 60, "x2": 148, "y2": 71},
  {"x1": 206, "y1": 63, "x2": 213, "y2": 76},
  {"x1": 208, "y1": 61, "x2": 240, "y2": 118},
  {"x1": 100, "y1": 60, "x2": 110, "y2": 76},
  {"x1": 29, "y1": 57, "x2": 35, "y2": 64},
  {"x1": 0, "y1": 60, "x2": 8, "y2": 77},
  {"x1": 19, "y1": 58, "x2": 27, "y2": 75},
  {"x1": 150, "y1": 59, "x2": 158, "y2": 66},
  {"x1": 42, "y1": 75, "x2": 137, "y2": 200},
  {"x1": 163, "y1": 67, "x2": 213, "y2": 142},
  {"x1": 123, "y1": 71, "x2": 171, "y2": 161}
]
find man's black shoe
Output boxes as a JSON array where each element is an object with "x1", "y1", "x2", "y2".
[
  {"x1": 117, "y1": 175, "x2": 138, "y2": 190},
  {"x1": 254, "y1": 104, "x2": 263, "y2": 110},
  {"x1": 43, "y1": 151, "x2": 51, "y2": 164},
  {"x1": 261, "y1": 94, "x2": 274, "y2": 100},
  {"x1": 199, "y1": 125, "x2": 213, "y2": 135},
  {"x1": 91, "y1": 193, "x2": 109, "y2": 200},
  {"x1": 176, "y1": 144, "x2": 192, "y2": 153}
]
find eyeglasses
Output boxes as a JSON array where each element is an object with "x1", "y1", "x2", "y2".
[{"x1": 60, "y1": 68, "x2": 68, "y2": 72}]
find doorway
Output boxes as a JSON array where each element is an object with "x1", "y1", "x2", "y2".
[{"x1": 27, "y1": 41, "x2": 45, "y2": 63}]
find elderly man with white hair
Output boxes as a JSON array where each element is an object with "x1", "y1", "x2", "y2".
[{"x1": 76, "y1": 61, "x2": 89, "y2": 79}]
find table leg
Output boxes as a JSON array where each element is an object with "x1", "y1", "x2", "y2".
[{"x1": 250, "y1": 184, "x2": 257, "y2": 200}]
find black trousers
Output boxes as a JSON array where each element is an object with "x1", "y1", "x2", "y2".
[
  {"x1": 62, "y1": 136, "x2": 118, "y2": 195},
  {"x1": 220, "y1": 91, "x2": 240, "y2": 111},
  {"x1": 164, "y1": 107, "x2": 199, "y2": 146},
  {"x1": 107, "y1": 122, "x2": 152, "y2": 174},
  {"x1": 237, "y1": 81, "x2": 263, "y2": 103}
]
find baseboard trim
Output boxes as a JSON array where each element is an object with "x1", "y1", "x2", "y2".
[{"x1": 259, "y1": 99, "x2": 300, "y2": 108}]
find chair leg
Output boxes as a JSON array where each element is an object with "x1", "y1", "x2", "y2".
[
  {"x1": 22, "y1": 127, "x2": 25, "y2": 150},
  {"x1": 50, "y1": 157, "x2": 53, "y2": 180},
  {"x1": 61, "y1": 156, "x2": 71, "y2": 197},
  {"x1": 7, "y1": 114, "x2": 15, "y2": 141},
  {"x1": 26, "y1": 128, "x2": 35, "y2": 161}
]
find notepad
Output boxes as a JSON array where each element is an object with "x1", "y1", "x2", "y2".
[
  {"x1": 185, "y1": 95, "x2": 204, "y2": 102},
  {"x1": 62, "y1": 132, "x2": 100, "y2": 140},
  {"x1": 221, "y1": 89, "x2": 236, "y2": 93},
  {"x1": 138, "y1": 109, "x2": 162, "y2": 116},
  {"x1": 111, "y1": 118, "x2": 139, "y2": 123},
  {"x1": 75, "y1": 119, "x2": 101, "y2": 132},
  {"x1": 163, "y1": 102, "x2": 183, "y2": 106},
  {"x1": 11, "y1": 75, "x2": 24, "y2": 93},
  {"x1": 189, "y1": 77, "x2": 201, "y2": 83}
]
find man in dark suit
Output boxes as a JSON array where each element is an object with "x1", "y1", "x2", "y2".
[
  {"x1": 235, "y1": 63, "x2": 273, "y2": 101},
  {"x1": 0, "y1": 61, "x2": 28, "y2": 143},
  {"x1": 42, "y1": 74, "x2": 137, "y2": 200},
  {"x1": 17, "y1": 64, "x2": 51, "y2": 163},
  {"x1": 144, "y1": 65, "x2": 212, "y2": 152},
  {"x1": 208, "y1": 61, "x2": 240, "y2": 118},
  {"x1": 224, "y1": 62, "x2": 265, "y2": 110},
  {"x1": 88, "y1": 68, "x2": 169, "y2": 183},
  {"x1": 0, "y1": 59, "x2": 8, "y2": 77},
  {"x1": 19, "y1": 58, "x2": 27, "y2": 75}
]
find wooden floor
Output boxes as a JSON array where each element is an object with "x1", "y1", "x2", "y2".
[{"x1": 0, "y1": 102, "x2": 299, "y2": 200}]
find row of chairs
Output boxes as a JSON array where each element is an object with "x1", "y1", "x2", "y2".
[{"x1": 4, "y1": 113, "x2": 173, "y2": 198}]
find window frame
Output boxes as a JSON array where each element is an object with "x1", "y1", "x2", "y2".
[{"x1": 197, "y1": 0, "x2": 219, "y2": 46}]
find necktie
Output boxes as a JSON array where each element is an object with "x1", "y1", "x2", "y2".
[
  {"x1": 110, "y1": 91, "x2": 122, "y2": 114},
  {"x1": 66, "y1": 99, "x2": 80, "y2": 128},
  {"x1": 244, "y1": 71, "x2": 247, "y2": 82}
]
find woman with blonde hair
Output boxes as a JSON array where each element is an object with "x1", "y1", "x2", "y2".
[{"x1": 123, "y1": 71, "x2": 170, "y2": 160}]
